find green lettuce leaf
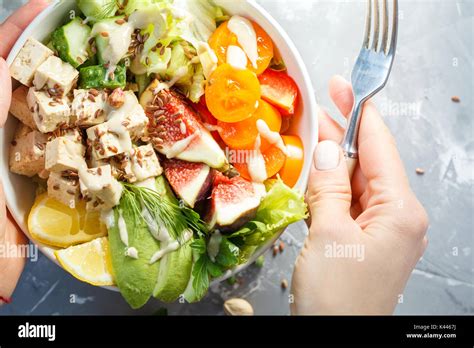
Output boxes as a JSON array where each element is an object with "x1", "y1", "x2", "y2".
[{"x1": 228, "y1": 179, "x2": 308, "y2": 248}]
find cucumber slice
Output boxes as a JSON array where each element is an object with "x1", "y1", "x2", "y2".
[
  {"x1": 79, "y1": 64, "x2": 127, "y2": 89},
  {"x1": 51, "y1": 18, "x2": 91, "y2": 68},
  {"x1": 91, "y1": 16, "x2": 127, "y2": 65}
]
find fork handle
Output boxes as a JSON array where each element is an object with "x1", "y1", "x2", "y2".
[
  {"x1": 345, "y1": 156, "x2": 358, "y2": 179},
  {"x1": 341, "y1": 98, "x2": 365, "y2": 180}
]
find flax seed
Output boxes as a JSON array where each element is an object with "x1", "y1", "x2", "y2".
[
  {"x1": 108, "y1": 145, "x2": 118, "y2": 153},
  {"x1": 89, "y1": 89, "x2": 99, "y2": 97},
  {"x1": 53, "y1": 185, "x2": 60, "y2": 190},
  {"x1": 67, "y1": 189, "x2": 76, "y2": 195},
  {"x1": 101, "y1": 32, "x2": 109, "y2": 38}
]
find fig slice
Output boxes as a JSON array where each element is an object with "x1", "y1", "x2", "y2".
[
  {"x1": 163, "y1": 159, "x2": 213, "y2": 208},
  {"x1": 140, "y1": 82, "x2": 229, "y2": 171},
  {"x1": 206, "y1": 172, "x2": 266, "y2": 232}
]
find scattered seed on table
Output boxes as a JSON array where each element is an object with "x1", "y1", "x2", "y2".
[
  {"x1": 451, "y1": 96, "x2": 461, "y2": 103},
  {"x1": 416, "y1": 168, "x2": 425, "y2": 175},
  {"x1": 281, "y1": 279, "x2": 288, "y2": 289},
  {"x1": 279, "y1": 241, "x2": 285, "y2": 253},
  {"x1": 272, "y1": 245, "x2": 279, "y2": 256}
]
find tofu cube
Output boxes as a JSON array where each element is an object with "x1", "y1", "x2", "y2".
[
  {"x1": 27, "y1": 88, "x2": 71, "y2": 133},
  {"x1": 47, "y1": 172, "x2": 81, "y2": 207},
  {"x1": 10, "y1": 86, "x2": 37, "y2": 129},
  {"x1": 107, "y1": 91, "x2": 148, "y2": 139},
  {"x1": 86, "y1": 123, "x2": 131, "y2": 160},
  {"x1": 14, "y1": 123, "x2": 33, "y2": 139},
  {"x1": 45, "y1": 137, "x2": 86, "y2": 172},
  {"x1": 129, "y1": 144, "x2": 162, "y2": 182},
  {"x1": 33, "y1": 56, "x2": 79, "y2": 96},
  {"x1": 111, "y1": 154, "x2": 135, "y2": 182},
  {"x1": 60, "y1": 127, "x2": 83, "y2": 144},
  {"x1": 9, "y1": 126, "x2": 48, "y2": 177},
  {"x1": 79, "y1": 165, "x2": 123, "y2": 210},
  {"x1": 71, "y1": 89, "x2": 107, "y2": 127},
  {"x1": 89, "y1": 155, "x2": 134, "y2": 181},
  {"x1": 9, "y1": 38, "x2": 54, "y2": 86},
  {"x1": 123, "y1": 104, "x2": 148, "y2": 139}
]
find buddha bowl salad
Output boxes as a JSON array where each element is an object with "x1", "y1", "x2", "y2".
[{"x1": 8, "y1": 0, "x2": 307, "y2": 308}]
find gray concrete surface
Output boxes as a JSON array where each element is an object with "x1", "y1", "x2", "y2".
[{"x1": 0, "y1": 0, "x2": 472, "y2": 315}]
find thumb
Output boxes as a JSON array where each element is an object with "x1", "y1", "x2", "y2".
[
  {"x1": 0, "y1": 57, "x2": 11, "y2": 127},
  {"x1": 306, "y1": 140, "x2": 352, "y2": 226}
]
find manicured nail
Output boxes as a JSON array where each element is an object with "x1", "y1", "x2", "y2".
[{"x1": 314, "y1": 140, "x2": 340, "y2": 171}]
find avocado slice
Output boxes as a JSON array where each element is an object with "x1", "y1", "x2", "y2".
[
  {"x1": 153, "y1": 239, "x2": 194, "y2": 303},
  {"x1": 108, "y1": 201, "x2": 161, "y2": 309}
]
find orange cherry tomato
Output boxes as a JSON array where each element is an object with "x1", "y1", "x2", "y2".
[
  {"x1": 205, "y1": 64, "x2": 261, "y2": 123},
  {"x1": 278, "y1": 135, "x2": 304, "y2": 187},
  {"x1": 209, "y1": 20, "x2": 274, "y2": 75},
  {"x1": 217, "y1": 100, "x2": 282, "y2": 150},
  {"x1": 233, "y1": 145, "x2": 286, "y2": 180}
]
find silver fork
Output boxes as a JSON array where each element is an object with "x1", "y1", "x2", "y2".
[{"x1": 341, "y1": 0, "x2": 398, "y2": 177}]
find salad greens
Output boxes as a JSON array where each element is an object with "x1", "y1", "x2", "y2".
[
  {"x1": 51, "y1": 0, "x2": 308, "y2": 308},
  {"x1": 110, "y1": 175, "x2": 307, "y2": 308},
  {"x1": 75, "y1": 0, "x2": 224, "y2": 102},
  {"x1": 185, "y1": 179, "x2": 308, "y2": 303}
]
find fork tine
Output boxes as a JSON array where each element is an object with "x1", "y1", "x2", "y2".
[
  {"x1": 371, "y1": 0, "x2": 380, "y2": 51},
  {"x1": 381, "y1": 0, "x2": 389, "y2": 53},
  {"x1": 363, "y1": 0, "x2": 372, "y2": 49},
  {"x1": 388, "y1": 0, "x2": 399, "y2": 55}
]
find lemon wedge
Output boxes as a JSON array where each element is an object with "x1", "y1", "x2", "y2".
[
  {"x1": 28, "y1": 193, "x2": 107, "y2": 248},
  {"x1": 54, "y1": 237, "x2": 115, "y2": 286}
]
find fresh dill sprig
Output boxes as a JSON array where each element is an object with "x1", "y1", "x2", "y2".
[
  {"x1": 120, "y1": 188, "x2": 143, "y2": 228},
  {"x1": 122, "y1": 183, "x2": 208, "y2": 243},
  {"x1": 93, "y1": 0, "x2": 120, "y2": 21}
]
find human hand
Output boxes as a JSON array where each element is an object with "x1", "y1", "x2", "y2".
[
  {"x1": 0, "y1": 0, "x2": 50, "y2": 304},
  {"x1": 291, "y1": 75, "x2": 429, "y2": 315}
]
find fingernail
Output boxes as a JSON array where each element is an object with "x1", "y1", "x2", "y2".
[{"x1": 314, "y1": 140, "x2": 340, "y2": 171}]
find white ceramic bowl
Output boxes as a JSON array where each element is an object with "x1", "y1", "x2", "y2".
[{"x1": 1, "y1": 0, "x2": 318, "y2": 288}]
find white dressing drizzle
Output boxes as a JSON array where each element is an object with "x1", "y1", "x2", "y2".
[
  {"x1": 227, "y1": 15, "x2": 258, "y2": 69},
  {"x1": 256, "y1": 119, "x2": 288, "y2": 155},
  {"x1": 101, "y1": 209, "x2": 115, "y2": 229},
  {"x1": 118, "y1": 209, "x2": 129, "y2": 246},
  {"x1": 125, "y1": 247, "x2": 139, "y2": 259},
  {"x1": 226, "y1": 45, "x2": 248, "y2": 70},
  {"x1": 247, "y1": 135, "x2": 267, "y2": 183},
  {"x1": 149, "y1": 229, "x2": 193, "y2": 264}
]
